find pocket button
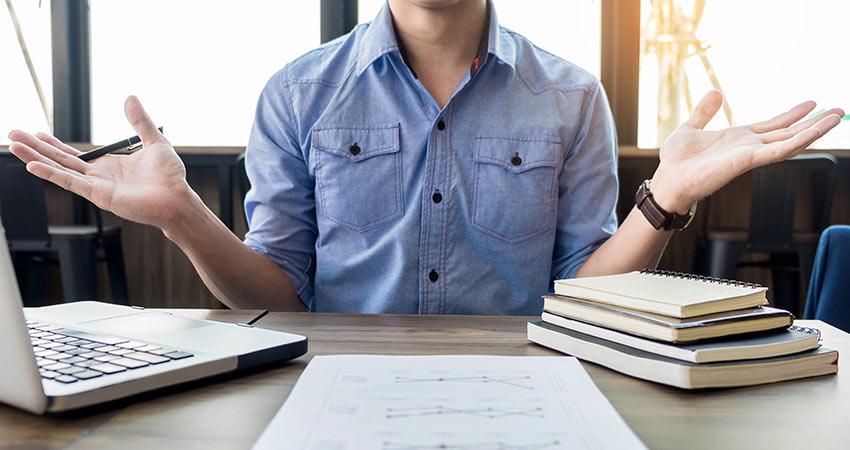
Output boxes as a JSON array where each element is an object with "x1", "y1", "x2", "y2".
[
  {"x1": 349, "y1": 143, "x2": 361, "y2": 156},
  {"x1": 511, "y1": 154, "x2": 522, "y2": 166},
  {"x1": 428, "y1": 270, "x2": 439, "y2": 282},
  {"x1": 432, "y1": 190, "x2": 443, "y2": 204}
]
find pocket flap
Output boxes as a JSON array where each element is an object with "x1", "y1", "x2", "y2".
[
  {"x1": 473, "y1": 137, "x2": 561, "y2": 173},
  {"x1": 313, "y1": 123, "x2": 400, "y2": 162}
]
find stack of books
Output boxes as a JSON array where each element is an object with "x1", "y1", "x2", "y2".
[{"x1": 528, "y1": 270, "x2": 839, "y2": 389}]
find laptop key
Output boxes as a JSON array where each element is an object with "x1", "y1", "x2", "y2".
[
  {"x1": 73, "y1": 360, "x2": 102, "y2": 368},
  {"x1": 54, "y1": 375, "x2": 78, "y2": 383},
  {"x1": 56, "y1": 329, "x2": 128, "y2": 345},
  {"x1": 45, "y1": 353, "x2": 74, "y2": 361},
  {"x1": 135, "y1": 345, "x2": 162, "y2": 352},
  {"x1": 108, "y1": 349, "x2": 134, "y2": 356},
  {"x1": 35, "y1": 349, "x2": 58, "y2": 357},
  {"x1": 53, "y1": 345, "x2": 76, "y2": 352},
  {"x1": 43, "y1": 362, "x2": 72, "y2": 371},
  {"x1": 66, "y1": 348, "x2": 91, "y2": 356},
  {"x1": 40, "y1": 371, "x2": 59, "y2": 379},
  {"x1": 78, "y1": 350, "x2": 106, "y2": 359},
  {"x1": 62, "y1": 356, "x2": 88, "y2": 365},
  {"x1": 39, "y1": 342, "x2": 62, "y2": 349},
  {"x1": 149, "y1": 348, "x2": 176, "y2": 355},
  {"x1": 98, "y1": 345, "x2": 120, "y2": 353},
  {"x1": 81, "y1": 342, "x2": 106, "y2": 349},
  {"x1": 89, "y1": 363, "x2": 126, "y2": 374},
  {"x1": 163, "y1": 351, "x2": 193, "y2": 360},
  {"x1": 30, "y1": 339, "x2": 49, "y2": 346},
  {"x1": 94, "y1": 355, "x2": 120, "y2": 362},
  {"x1": 57, "y1": 366, "x2": 85, "y2": 375},
  {"x1": 110, "y1": 358, "x2": 149, "y2": 369},
  {"x1": 73, "y1": 370, "x2": 103, "y2": 380},
  {"x1": 116, "y1": 341, "x2": 147, "y2": 349},
  {"x1": 53, "y1": 337, "x2": 79, "y2": 344},
  {"x1": 126, "y1": 352, "x2": 169, "y2": 364}
]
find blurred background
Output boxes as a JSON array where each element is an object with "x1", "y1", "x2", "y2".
[{"x1": 2, "y1": 0, "x2": 849, "y2": 313}]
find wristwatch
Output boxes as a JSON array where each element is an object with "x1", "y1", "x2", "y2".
[{"x1": 634, "y1": 179, "x2": 697, "y2": 231}]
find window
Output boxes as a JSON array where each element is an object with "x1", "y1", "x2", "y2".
[
  {"x1": 358, "y1": 0, "x2": 601, "y2": 78},
  {"x1": 1, "y1": 0, "x2": 52, "y2": 144},
  {"x1": 90, "y1": 0, "x2": 320, "y2": 146},
  {"x1": 638, "y1": 0, "x2": 850, "y2": 149}
]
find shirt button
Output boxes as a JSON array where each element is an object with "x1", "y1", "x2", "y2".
[
  {"x1": 511, "y1": 154, "x2": 522, "y2": 166},
  {"x1": 349, "y1": 143, "x2": 361, "y2": 156},
  {"x1": 428, "y1": 269, "x2": 439, "y2": 282},
  {"x1": 432, "y1": 190, "x2": 442, "y2": 203},
  {"x1": 436, "y1": 120, "x2": 446, "y2": 131}
]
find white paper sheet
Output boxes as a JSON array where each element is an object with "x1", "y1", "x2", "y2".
[{"x1": 253, "y1": 355, "x2": 646, "y2": 450}]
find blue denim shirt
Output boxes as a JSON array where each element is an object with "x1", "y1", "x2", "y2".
[{"x1": 243, "y1": 3, "x2": 618, "y2": 315}]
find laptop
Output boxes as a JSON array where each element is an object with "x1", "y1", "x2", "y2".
[{"x1": 0, "y1": 224, "x2": 307, "y2": 414}]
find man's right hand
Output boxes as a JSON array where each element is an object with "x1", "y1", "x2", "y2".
[{"x1": 8, "y1": 96, "x2": 190, "y2": 231}]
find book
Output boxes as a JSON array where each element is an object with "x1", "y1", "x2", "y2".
[
  {"x1": 527, "y1": 320, "x2": 838, "y2": 389},
  {"x1": 542, "y1": 294, "x2": 792, "y2": 343},
  {"x1": 554, "y1": 269, "x2": 768, "y2": 318},
  {"x1": 541, "y1": 312, "x2": 819, "y2": 363}
]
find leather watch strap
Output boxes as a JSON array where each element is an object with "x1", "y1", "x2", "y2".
[{"x1": 635, "y1": 179, "x2": 696, "y2": 231}]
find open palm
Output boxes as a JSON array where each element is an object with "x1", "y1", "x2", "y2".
[
  {"x1": 650, "y1": 91, "x2": 844, "y2": 213},
  {"x1": 8, "y1": 96, "x2": 189, "y2": 230}
]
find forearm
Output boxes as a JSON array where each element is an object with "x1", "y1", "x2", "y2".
[
  {"x1": 575, "y1": 206, "x2": 672, "y2": 277},
  {"x1": 162, "y1": 189, "x2": 306, "y2": 311}
]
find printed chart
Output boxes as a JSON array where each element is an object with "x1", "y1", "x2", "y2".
[{"x1": 252, "y1": 355, "x2": 646, "y2": 450}]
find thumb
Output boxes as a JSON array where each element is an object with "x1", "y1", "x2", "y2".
[
  {"x1": 124, "y1": 95, "x2": 167, "y2": 145},
  {"x1": 685, "y1": 90, "x2": 723, "y2": 129}
]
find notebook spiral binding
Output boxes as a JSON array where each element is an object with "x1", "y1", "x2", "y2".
[
  {"x1": 790, "y1": 325, "x2": 822, "y2": 341},
  {"x1": 638, "y1": 269, "x2": 763, "y2": 289}
]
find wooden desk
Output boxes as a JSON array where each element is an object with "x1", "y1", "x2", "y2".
[{"x1": 1, "y1": 313, "x2": 847, "y2": 449}]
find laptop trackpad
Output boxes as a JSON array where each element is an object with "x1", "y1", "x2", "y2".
[{"x1": 79, "y1": 312, "x2": 213, "y2": 340}]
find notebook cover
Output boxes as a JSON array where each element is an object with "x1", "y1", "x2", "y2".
[{"x1": 543, "y1": 294, "x2": 792, "y2": 330}]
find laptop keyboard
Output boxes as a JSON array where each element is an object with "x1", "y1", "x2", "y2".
[{"x1": 27, "y1": 320, "x2": 194, "y2": 384}]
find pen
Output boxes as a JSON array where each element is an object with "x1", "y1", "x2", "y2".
[{"x1": 77, "y1": 126, "x2": 164, "y2": 162}]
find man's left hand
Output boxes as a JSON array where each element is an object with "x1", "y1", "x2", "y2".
[{"x1": 649, "y1": 90, "x2": 844, "y2": 214}]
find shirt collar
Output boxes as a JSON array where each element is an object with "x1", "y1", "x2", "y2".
[{"x1": 355, "y1": 1, "x2": 516, "y2": 77}]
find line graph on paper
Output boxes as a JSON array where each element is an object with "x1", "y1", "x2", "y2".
[
  {"x1": 380, "y1": 440, "x2": 562, "y2": 450},
  {"x1": 385, "y1": 405, "x2": 545, "y2": 419},
  {"x1": 393, "y1": 375, "x2": 535, "y2": 390},
  {"x1": 332, "y1": 369, "x2": 565, "y2": 395}
]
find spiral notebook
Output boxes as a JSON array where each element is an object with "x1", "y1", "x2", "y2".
[{"x1": 554, "y1": 270, "x2": 768, "y2": 318}]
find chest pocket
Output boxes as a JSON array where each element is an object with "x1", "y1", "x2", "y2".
[
  {"x1": 472, "y1": 137, "x2": 561, "y2": 243},
  {"x1": 313, "y1": 123, "x2": 403, "y2": 232}
]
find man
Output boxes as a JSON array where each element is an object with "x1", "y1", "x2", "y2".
[{"x1": 7, "y1": 0, "x2": 843, "y2": 314}]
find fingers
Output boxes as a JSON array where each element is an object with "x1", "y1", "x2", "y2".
[
  {"x1": 8, "y1": 130, "x2": 89, "y2": 173},
  {"x1": 26, "y1": 161, "x2": 93, "y2": 199},
  {"x1": 685, "y1": 90, "x2": 723, "y2": 129},
  {"x1": 749, "y1": 100, "x2": 816, "y2": 134},
  {"x1": 751, "y1": 114, "x2": 842, "y2": 167},
  {"x1": 35, "y1": 132, "x2": 82, "y2": 156},
  {"x1": 124, "y1": 95, "x2": 167, "y2": 145},
  {"x1": 760, "y1": 107, "x2": 845, "y2": 143}
]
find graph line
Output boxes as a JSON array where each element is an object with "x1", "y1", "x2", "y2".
[
  {"x1": 381, "y1": 440, "x2": 561, "y2": 450},
  {"x1": 385, "y1": 406, "x2": 544, "y2": 420},
  {"x1": 394, "y1": 375, "x2": 535, "y2": 390}
]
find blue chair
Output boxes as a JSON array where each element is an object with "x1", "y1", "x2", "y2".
[{"x1": 804, "y1": 225, "x2": 850, "y2": 333}]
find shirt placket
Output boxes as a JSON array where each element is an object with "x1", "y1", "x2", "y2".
[{"x1": 418, "y1": 106, "x2": 452, "y2": 314}]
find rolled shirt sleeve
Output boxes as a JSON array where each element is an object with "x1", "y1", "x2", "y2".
[
  {"x1": 243, "y1": 68, "x2": 317, "y2": 308},
  {"x1": 550, "y1": 81, "x2": 619, "y2": 281}
]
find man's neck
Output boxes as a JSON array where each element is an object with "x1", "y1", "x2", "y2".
[{"x1": 388, "y1": 0, "x2": 488, "y2": 109}]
